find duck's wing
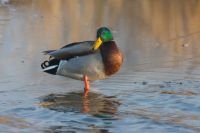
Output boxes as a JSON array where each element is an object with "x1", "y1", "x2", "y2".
[{"x1": 43, "y1": 41, "x2": 95, "y2": 60}]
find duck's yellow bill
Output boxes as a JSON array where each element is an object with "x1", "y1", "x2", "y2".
[{"x1": 92, "y1": 37, "x2": 102, "y2": 51}]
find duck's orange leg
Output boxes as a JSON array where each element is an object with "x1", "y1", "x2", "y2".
[{"x1": 83, "y1": 75, "x2": 90, "y2": 94}]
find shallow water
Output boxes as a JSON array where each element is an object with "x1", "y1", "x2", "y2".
[{"x1": 0, "y1": 0, "x2": 200, "y2": 133}]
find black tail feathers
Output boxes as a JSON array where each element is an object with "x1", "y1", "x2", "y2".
[{"x1": 41, "y1": 58, "x2": 60, "y2": 75}]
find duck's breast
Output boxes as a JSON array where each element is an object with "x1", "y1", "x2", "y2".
[{"x1": 100, "y1": 41, "x2": 123, "y2": 76}]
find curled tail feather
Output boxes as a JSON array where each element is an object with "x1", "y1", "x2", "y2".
[{"x1": 41, "y1": 59, "x2": 60, "y2": 75}]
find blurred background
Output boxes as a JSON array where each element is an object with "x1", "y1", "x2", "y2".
[
  {"x1": 1, "y1": 0, "x2": 200, "y2": 78},
  {"x1": 0, "y1": 0, "x2": 200, "y2": 132}
]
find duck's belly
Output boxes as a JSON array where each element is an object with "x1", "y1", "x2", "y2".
[{"x1": 56, "y1": 52, "x2": 107, "y2": 81}]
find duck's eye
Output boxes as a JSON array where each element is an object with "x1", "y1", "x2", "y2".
[{"x1": 101, "y1": 31, "x2": 105, "y2": 35}]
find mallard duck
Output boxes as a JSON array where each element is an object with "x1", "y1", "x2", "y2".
[{"x1": 41, "y1": 27, "x2": 123, "y2": 93}]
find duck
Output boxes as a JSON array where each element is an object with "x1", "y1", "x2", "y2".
[{"x1": 41, "y1": 27, "x2": 123, "y2": 94}]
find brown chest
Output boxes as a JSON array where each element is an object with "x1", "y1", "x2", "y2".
[{"x1": 100, "y1": 41, "x2": 123, "y2": 76}]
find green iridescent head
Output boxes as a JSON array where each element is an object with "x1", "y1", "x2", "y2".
[
  {"x1": 93, "y1": 27, "x2": 113, "y2": 50},
  {"x1": 96, "y1": 27, "x2": 113, "y2": 42}
]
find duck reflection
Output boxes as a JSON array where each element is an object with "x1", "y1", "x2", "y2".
[{"x1": 39, "y1": 91, "x2": 120, "y2": 116}]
